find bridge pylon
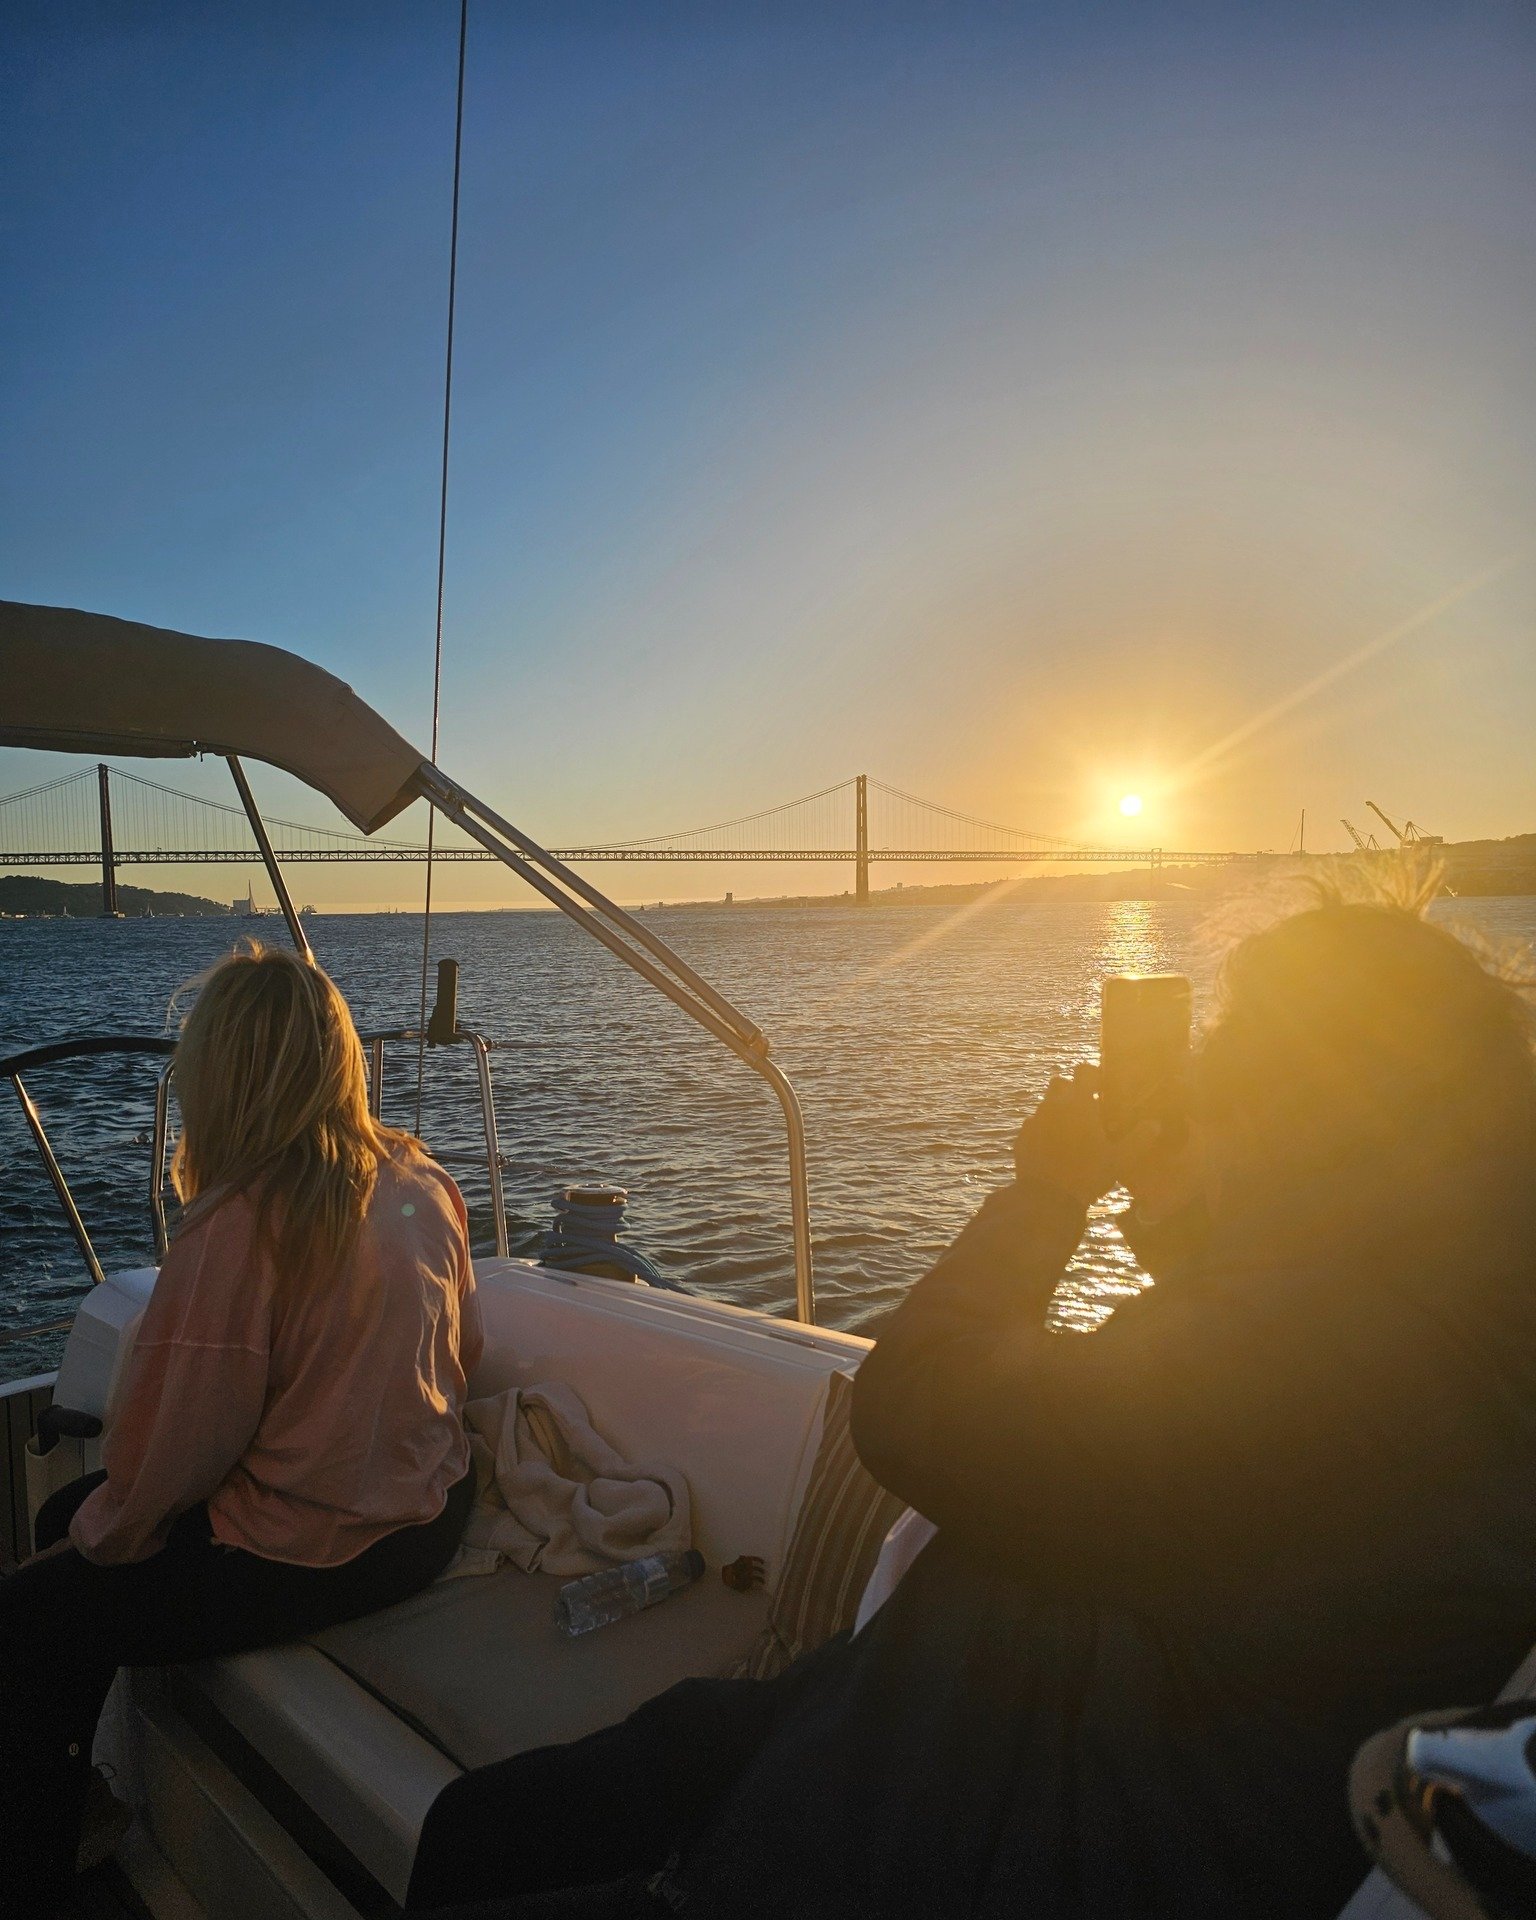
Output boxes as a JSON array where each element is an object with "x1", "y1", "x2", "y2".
[
  {"x1": 855, "y1": 774, "x2": 869, "y2": 904},
  {"x1": 96, "y1": 764, "x2": 120, "y2": 916}
]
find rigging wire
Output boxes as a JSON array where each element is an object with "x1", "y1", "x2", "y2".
[{"x1": 414, "y1": 0, "x2": 468, "y2": 1137}]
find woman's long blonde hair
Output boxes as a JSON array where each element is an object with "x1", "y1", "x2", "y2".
[{"x1": 171, "y1": 942, "x2": 417, "y2": 1282}]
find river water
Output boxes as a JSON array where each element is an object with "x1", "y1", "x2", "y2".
[{"x1": 4, "y1": 891, "x2": 1534, "y2": 1382}]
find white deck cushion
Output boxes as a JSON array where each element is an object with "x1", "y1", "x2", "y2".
[
  {"x1": 182, "y1": 1647, "x2": 459, "y2": 1902},
  {"x1": 310, "y1": 1564, "x2": 771, "y2": 1771},
  {"x1": 169, "y1": 1269, "x2": 860, "y2": 1902}
]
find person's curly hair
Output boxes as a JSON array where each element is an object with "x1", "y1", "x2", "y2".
[{"x1": 1195, "y1": 859, "x2": 1536, "y2": 1207}]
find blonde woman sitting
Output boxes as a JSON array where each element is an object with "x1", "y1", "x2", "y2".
[{"x1": 0, "y1": 944, "x2": 484, "y2": 1914}]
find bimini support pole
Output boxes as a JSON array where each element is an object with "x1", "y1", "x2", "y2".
[
  {"x1": 418, "y1": 766, "x2": 816, "y2": 1324},
  {"x1": 226, "y1": 756, "x2": 313, "y2": 960}
]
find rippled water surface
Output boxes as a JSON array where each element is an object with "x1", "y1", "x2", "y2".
[{"x1": 4, "y1": 892, "x2": 1534, "y2": 1381}]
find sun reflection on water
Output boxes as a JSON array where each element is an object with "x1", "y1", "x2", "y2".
[
  {"x1": 1096, "y1": 898, "x2": 1161, "y2": 978},
  {"x1": 1051, "y1": 900, "x2": 1184, "y2": 1332}
]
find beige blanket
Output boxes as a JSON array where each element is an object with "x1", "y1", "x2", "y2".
[{"x1": 451, "y1": 1380, "x2": 692, "y2": 1578}]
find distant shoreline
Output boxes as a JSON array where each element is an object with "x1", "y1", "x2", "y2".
[
  {"x1": 0, "y1": 876, "x2": 234, "y2": 918},
  {"x1": 3, "y1": 829, "x2": 1532, "y2": 918},
  {"x1": 648, "y1": 831, "x2": 1536, "y2": 911}
]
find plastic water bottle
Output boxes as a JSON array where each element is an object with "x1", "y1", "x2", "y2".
[{"x1": 554, "y1": 1549, "x2": 705, "y2": 1637}]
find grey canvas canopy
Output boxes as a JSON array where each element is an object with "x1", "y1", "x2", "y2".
[{"x1": 0, "y1": 600, "x2": 427, "y2": 833}]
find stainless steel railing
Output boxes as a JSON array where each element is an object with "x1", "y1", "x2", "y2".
[
  {"x1": 362, "y1": 1023, "x2": 508, "y2": 1258},
  {"x1": 1, "y1": 1035, "x2": 177, "y2": 1294},
  {"x1": 419, "y1": 766, "x2": 816, "y2": 1322}
]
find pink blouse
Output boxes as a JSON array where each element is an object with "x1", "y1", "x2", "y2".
[{"x1": 71, "y1": 1153, "x2": 484, "y2": 1568}]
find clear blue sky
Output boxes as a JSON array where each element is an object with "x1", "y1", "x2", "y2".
[{"x1": 4, "y1": 1, "x2": 1534, "y2": 906}]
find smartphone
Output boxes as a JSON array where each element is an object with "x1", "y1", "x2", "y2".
[{"x1": 1099, "y1": 974, "x2": 1191, "y2": 1139}]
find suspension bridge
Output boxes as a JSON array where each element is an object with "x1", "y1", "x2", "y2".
[{"x1": 0, "y1": 765, "x2": 1256, "y2": 911}]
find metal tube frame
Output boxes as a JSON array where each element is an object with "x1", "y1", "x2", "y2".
[
  {"x1": 150, "y1": 1062, "x2": 173, "y2": 1261},
  {"x1": 0, "y1": 1019, "x2": 501, "y2": 1320},
  {"x1": 419, "y1": 766, "x2": 815, "y2": 1323},
  {"x1": 368, "y1": 1037, "x2": 386, "y2": 1120},
  {"x1": 11, "y1": 1073, "x2": 107, "y2": 1288},
  {"x1": 0, "y1": 1038, "x2": 178, "y2": 1298},
  {"x1": 0, "y1": 1315, "x2": 75, "y2": 1351},
  {"x1": 467, "y1": 1031, "x2": 509, "y2": 1258},
  {"x1": 226, "y1": 755, "x2": 313, "y2": 960},
  {"x1": 361, "y1": 1025, "x2": 509, "y2": 1258}
]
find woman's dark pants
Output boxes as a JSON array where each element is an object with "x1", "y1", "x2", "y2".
[
  {"x1": 405, "y1": 1673, "x2": 779, "y2": 1915},
  {"x1": 406, "y1": 1635, "x2": 847, "y2": 1918},
  {"x1": 0, "y1": 1468, "x2": 474, "y2": 1914}
]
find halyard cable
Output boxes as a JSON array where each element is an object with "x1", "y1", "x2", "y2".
[{"x1": 414, "y1": 0, "x2": 469, "y2": 1137}]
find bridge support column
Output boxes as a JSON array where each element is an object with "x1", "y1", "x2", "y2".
[
  {"x1": 855, "y1": 774, "x2": 869, "y2": 904},
  {"x1": 97, "y1": 764, "x2": 119, "y2": 916}
]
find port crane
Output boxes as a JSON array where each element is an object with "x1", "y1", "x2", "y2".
[
  {"x1": 1347, "y1": 804, "x2": 1454, "y2": 894},
  {"x1": 1365, "y1": 802, "x2": 1443, "y2": 849}
]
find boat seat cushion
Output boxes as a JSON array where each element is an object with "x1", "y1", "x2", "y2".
[
  {"x1": 734, "y1": 1369, "x2": 907, "y2": 1681},
  {"x1": 308, "y1": 1563, "x2": 771, "y2": 1773}
]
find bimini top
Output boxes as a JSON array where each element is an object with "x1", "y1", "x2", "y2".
[{"x1": 0, "y1": 600, "x2": 428, "y2": 833}]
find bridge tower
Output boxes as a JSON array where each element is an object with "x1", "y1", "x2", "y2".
[
  {"x1": 96, "y1": 763, "x2": 120, "y2": 916},
  {"x1": 855, "y1": 774, "x2": 869, "y2": 904}
]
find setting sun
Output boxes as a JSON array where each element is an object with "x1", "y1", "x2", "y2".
[{"x1": 1118, "y1": 794, "x2": 1144, "y2": 818}]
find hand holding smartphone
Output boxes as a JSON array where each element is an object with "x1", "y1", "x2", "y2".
[{"x1": 1099, "y1": 974, "x2": 1192, "y2": 1140}]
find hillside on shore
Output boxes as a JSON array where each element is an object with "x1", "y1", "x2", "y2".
[{"x1": 0, "y1": 876, "x2": 230, "y2": 917}]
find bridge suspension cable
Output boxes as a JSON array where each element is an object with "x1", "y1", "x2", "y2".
[
  {"x1": 0, "y1": 763, "x2": 1247, "y2": 881},
  {"x1": 866, "y1": 781, "x2": 1104, "y2": 855},
  {"x1": 0, "y1": 765, "x2": 427, "y2": 865},
  {"x1": 0, "y1": 767, "x2": 100, "y2": 861},
  {"x1": 104, "y1": 766, "x2": 429, "y2": 858},
  {"x1": 587, "y1": 778, "x2": 859, "y2": 855}
]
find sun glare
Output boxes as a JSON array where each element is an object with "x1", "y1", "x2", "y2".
[{"x1": 1118, "y1": 793, "x2": 1143, "y2": 818}]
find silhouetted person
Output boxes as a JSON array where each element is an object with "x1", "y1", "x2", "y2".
[{"x1": 411, "y1": 868, "x2": 1536, "y2": 1919}]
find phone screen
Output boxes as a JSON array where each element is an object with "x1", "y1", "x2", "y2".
[{"x1": 1099, "y1": 974, "x2": 1191, "y2": 1139}]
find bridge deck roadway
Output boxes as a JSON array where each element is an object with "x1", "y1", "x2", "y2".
[{"x1": 1, "y1": 847, "x2": 1256, "y2": 866}]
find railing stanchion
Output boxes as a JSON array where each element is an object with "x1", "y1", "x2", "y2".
[
  {"x1": 0, "y1": 1037, "x2": 177, "y2": 1289},
  {"x1": 368, "y1": 1037, "x2": 386, "y2": 1120},
  {"x1": 11, "y1": 1073, "x2": 106, "y2": 1288},
  {"x1": 466, "y1": 1035, "x2": 509, "y2": 1258},
  {"x1": 150, "y1": 1062, "x2": 173, "y2": 1260}
]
